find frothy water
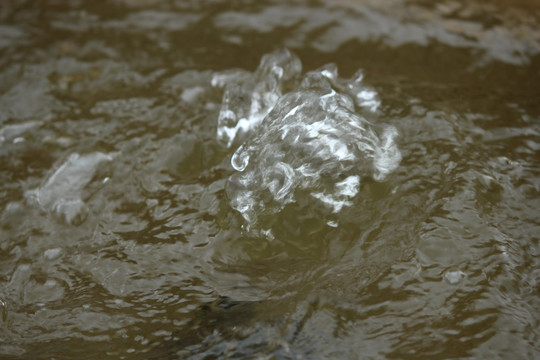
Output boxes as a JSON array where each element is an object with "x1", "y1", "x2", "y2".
[{"x1": 216, "y1": 50, "x2": 401, "y2": 229}]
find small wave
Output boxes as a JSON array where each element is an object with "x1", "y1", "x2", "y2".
[
  {"x1": 214, "y1": 50, "x2": 401, "y2": 230},
  {"x1": 25, "y1": 152, "x2": 114, "y2": 225}
]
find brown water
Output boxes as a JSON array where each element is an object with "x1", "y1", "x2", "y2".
[{"x1": 1, "y1": 0, "x2": 540, "y2": 359}]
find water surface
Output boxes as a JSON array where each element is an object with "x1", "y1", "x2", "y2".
[{"x1": 1, "y1": 0, "x2": 539, "y2": 359}]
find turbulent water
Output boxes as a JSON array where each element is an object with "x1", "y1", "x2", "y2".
[
  {"x1": 1, "y1": 1, "x2": 540, "y2": 359},
  {"x1": 218, "y1": 49, "x2": 401, "y2": 230}
]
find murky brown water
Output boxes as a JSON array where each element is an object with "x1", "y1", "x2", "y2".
[{"x1": 1, "y1": 0, "x2": 540, "y2": 359}]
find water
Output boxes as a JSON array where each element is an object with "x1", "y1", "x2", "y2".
[
  {"x1": 220, "y1": 50, "x2": 401, "y2": 228},
  {"x1": 0, "y1": 0, "x2": 539, "y2": 359}
]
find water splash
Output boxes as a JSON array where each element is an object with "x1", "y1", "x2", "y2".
[
  {"x1": 25, "y1": 152, "x2": 114, "y2": 225},
  {"x1": 215, "y1": 50, "x2": 401, "y2": 230},
  {"x1": 213, "y1": 49, "x2": 302, "y2": 148}
]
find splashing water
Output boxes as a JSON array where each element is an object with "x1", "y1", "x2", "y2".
[
  {"x1": 213, "y1": 49, "x2": 303, "y2": 148},
  {"x1": 25, "y1": 152, "x2": 115, "y2": 225},
  {"x1": 215, "y1": 50, "x2": 402, "y2": 229}
]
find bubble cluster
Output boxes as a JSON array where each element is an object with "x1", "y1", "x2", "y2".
[{"x1": 214, "y1": 50, "x2": 401, "y2": 228}]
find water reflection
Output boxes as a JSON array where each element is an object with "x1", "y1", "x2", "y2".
[{"x1": 0, "y1": 0, "x2": 539, "y2": 359}]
